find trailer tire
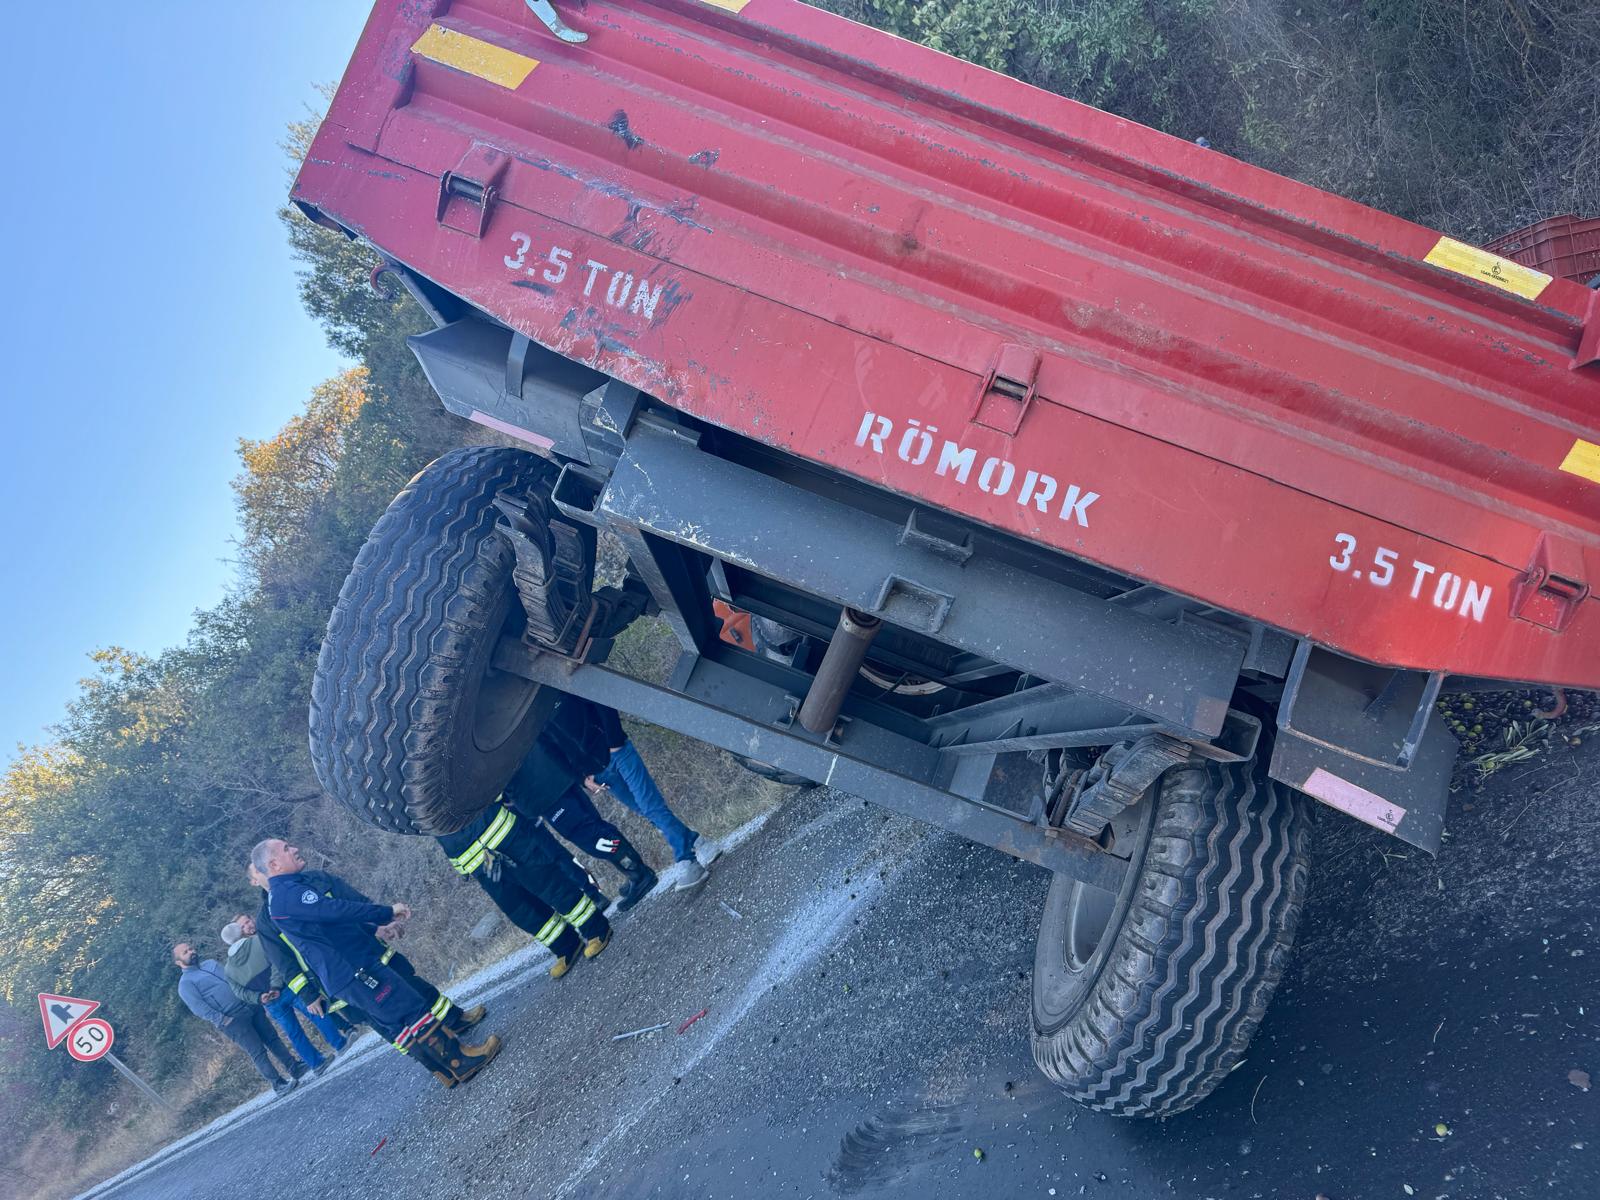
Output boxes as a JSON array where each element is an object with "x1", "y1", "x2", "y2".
[
  {"x1": 309, "y1": 446, "x2": 556, "y2": 836},
  {"x1": 1031, "y1": 758, "x2": 1311, "y2": 1117}
]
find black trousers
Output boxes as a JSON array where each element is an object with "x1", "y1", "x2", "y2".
[
  {"x1": 223, "y1": 1006, "x2": 301, "y2": 1083},
  {"x1": 380, "y1": 946, "x2": 441, "y2": 1011},
  {"x1": 543, "y1": 784, "x2": 631, "y2": 864},
  {"x1": 478, "y1": 827, "x2": 611, "y2": 954},
  {"x1": 328, "y1": 961, "x2": 432, "y2": 1044}
]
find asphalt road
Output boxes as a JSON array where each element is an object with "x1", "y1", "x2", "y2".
[{"x1": 88, "y1": 745, "x2": 1599, "y2": 1200}]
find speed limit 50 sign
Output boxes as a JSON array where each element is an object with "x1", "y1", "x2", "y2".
[{"x1": 66, "y1": 1017, "x2": 115, "y2": 1063}]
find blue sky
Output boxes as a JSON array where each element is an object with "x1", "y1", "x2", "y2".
[{"x1": 0, "y1": 2, "x2": 375, "y2": 763}]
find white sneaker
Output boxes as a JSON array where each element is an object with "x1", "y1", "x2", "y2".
[
  {"x1": 673, "y1": 859, "x2": 710, "y2": 891},
  {"x1": 693, "y1": 835, "x2": 723, "y2": 868}
]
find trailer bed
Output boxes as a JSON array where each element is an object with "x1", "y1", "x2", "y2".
[{"x1": 294, "y1": 0, "x2": 1600, "y2": 688}]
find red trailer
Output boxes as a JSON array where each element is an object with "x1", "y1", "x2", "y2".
[{"x1": 297, "y1": 0, "x2": 1600, "y2": 1116}]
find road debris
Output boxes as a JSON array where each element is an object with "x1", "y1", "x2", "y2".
[
  {"x1": 717, "y1": 899, "x2": 743, "y2": 920},
  {"x1": 611, "y1": 1022, "x2": 670, "y2": 1042},
  {"x1": 370, "y1": 1137, "x2": 387, "y2": 1157},
  {"x1": 1569, "y1": 1068, "x2": 1591, "y2": 1091},
  {"x1": 677, "y1": 1008, "x2": 709, "y2": 1035}
]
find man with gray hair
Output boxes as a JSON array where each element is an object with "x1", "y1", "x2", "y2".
[
  {"x1": 256, "y1": 838, "x2": 501, "y2": 1088},
  {"x1": 220, "y1": 916, "x2": 339, "y2": 1076}
]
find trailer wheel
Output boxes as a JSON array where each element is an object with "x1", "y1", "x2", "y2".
[
  {"x1": 1031, "y1": 758, "x2": 1311, "y2": 1117},
  {"x1": 309, "y1": 446, "x2": 556, "y2": 835}
]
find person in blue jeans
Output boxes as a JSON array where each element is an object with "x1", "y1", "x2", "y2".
[
  {"x1": 586, "y1": 703, "x2": 721, "y2": 890},
  {"x1": 221, "y1": 916, "x2": 344, "y2": 1072}
]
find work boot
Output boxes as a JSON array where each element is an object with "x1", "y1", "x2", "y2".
[
  {"x1": 550, "y1": 952, "x2": 577, "y2": 979},
  {"x1": 614, "y1": 847, "x2": 659, "y2": 912},
  {"x1": 413, "y1": 1024, "x2": 503, "y2": 1088},
  {"x1": 444, "y1": 1002, "x2": 487, "y2": 1034},
  {"x1": 583, "y1": 930, "x2": 611, "y2": 959}
]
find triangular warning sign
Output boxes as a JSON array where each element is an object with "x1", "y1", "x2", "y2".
[{"x1": 39, "y1": 992, "x2": 100, "y2": 1050}]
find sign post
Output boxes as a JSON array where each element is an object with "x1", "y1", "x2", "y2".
[{"x1": 38, "y1": 992, "x2": 174, "y2": 1114}]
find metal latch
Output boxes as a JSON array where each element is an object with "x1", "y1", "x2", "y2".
[
  {"x1": 1511, "y1": 532, "x2": 1589, "y2": 632},
  {"x1": 437, "y1": 144, "x2": 511, "y2": 239},
  {"x1": 972, "y1": 343, "x2": 1041, "y2": 435},
  {"x1": 525, "y1": 0, "x2": 588, "y2": 44}
]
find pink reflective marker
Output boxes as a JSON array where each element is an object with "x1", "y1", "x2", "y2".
[
  {"x1": 468, "y1": 409, "x2": 556, "y2": 450},
  {"x1": 1301, "y1": 768, "x2": 1407, "y2": 834}
]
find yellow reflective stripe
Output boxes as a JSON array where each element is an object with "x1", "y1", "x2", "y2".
[
  {"x1": 451, "y1": 839, "x2": 487, "y2": 874},
  {"x1": 535, "y1": 916, "x2": 565, "y2": 946},
  {"x1": 1423, "y1": 236, "x2": 1551, "y2": 300},
  {"x1": 411, "y1": 23, "x2": 540, "y2": 91},
  {"x1": 328, "y1": 1000, "x2": 347, "y2": 1014},
  {"x1": 563, "y1": 896, "x2": 596, "y2": 927},
  {"x1": 451, "y1": 808, "x2": 517, "y2": 875},
  {"x1": 1560, "y1": 438, "x2": 1600, "y2": 485},
  {"x1": 431, "y1": 996, "x2": 452, "y2": 1021},
  {"x1": 379, "y1": 947, "x2": 396, "y2": 966},
  {"x1": 279, "y1": 932, "x2": 311, "y2": 973},
  {"x1": 483, "y1": 807, "x2": 517, "y2": 850},
  {"x1": 286, "y1": 973, "x2": 309, "y2": 994}
]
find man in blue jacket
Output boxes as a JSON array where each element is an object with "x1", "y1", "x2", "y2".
[
  {"x1": 173, "y1": 941, "x2": 305, "y2": 1097},
  {"x1": 254, "y1": 838, "x2": 501, "y2": 1088}
]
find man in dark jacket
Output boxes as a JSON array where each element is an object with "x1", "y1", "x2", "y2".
[
  {"x1": 220, "y1": 916, "x2": 342, "y2": 1073},
  {"x1": 247, "y1": 865, "x2": 364, "y2": 1034},
  {"x1": 173, "y1": 941, "x2": 305, "y2": 1097},
  {"x1": 254, "y1": 838, "x2": 501, "y2": 1089},
  {"x1": 259, "y1": 863, "x2": 468, "y2": 1035},
  {"x1": 505, "y1": 695, "x2": 662, "y2": 905},
  {"x1": 438, "y1": 803, "x2": 612, "y2": 979}
]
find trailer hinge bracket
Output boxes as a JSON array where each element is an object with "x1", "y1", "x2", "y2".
[
  {"x1": 972, "y1": 343, "x2": 1041, "y2": 435},
  {"x1": 1572, "y1": 286, "x2": 1599, "y2": 370},
  {"x1": 437, "y1": 144, "x2": 511, "y2": 239},
  {"x1": 1511, "y1": 532, "x2": 1589, "y2": 632}
]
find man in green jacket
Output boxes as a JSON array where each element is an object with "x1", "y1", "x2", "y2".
[{"x1": 221, "y1": 918, "x2": 341, "y2": 1076}]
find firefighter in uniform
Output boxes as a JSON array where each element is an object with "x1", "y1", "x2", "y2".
[
  {"x1": 438, "y1": 803, "x2": 612, "y2": 978},
  {"x1": 507, "y1": 694, "x2": 660, "y2": 906},
  {"x1": 255, "y1": 838, "x2": 502, "y2": 1088},
  {"x1": 249, "y1": 864, "x2": 364, "y2": 1034},
  {"x1": 272, "y1": 860, "x2": 488, "y2": 1035}
]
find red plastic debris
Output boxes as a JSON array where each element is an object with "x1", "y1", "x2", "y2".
[
  {"x1": 677, "y1": 1008, "x2": 709, "y2": 1035},
  {"x1": 371, "y1": 1136, "x2": 388, "y2": 1157}
]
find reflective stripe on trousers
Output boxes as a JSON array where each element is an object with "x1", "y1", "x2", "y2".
[
  {"x1": 563, "y1": 895, "x2": 598, "y2": 931},
  {"x1": 451, "y1": 806, "x2": 518, "y2": 875}
]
